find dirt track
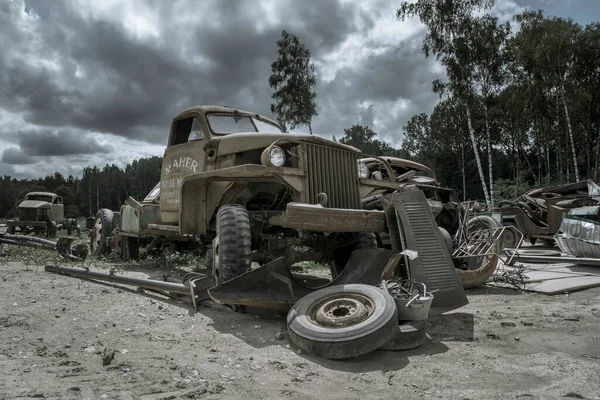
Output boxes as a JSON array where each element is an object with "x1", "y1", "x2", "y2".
[{"x1": 1, "y1": 248, "x2": 600, "y2": 399}]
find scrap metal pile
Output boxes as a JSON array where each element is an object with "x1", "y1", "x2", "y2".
[
  {"x1": 44, "y1": 189, "x2": 508, "y2": 359},
  {"x1": 0, "y1": 232, "x2": 88, "y2": 261},
  {"x1": 496, "y1": 180, "x2": 600, "y2": 246}
]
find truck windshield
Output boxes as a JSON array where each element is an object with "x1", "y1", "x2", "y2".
[
  {"x1": 207, "y1": 114, "x2": 282, "y2": 134},
  {"x1": 26, "y1": 195, "x2": 53, "y2": 202}
]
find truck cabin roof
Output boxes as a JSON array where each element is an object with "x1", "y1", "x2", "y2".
[{"x1": 168, "y1": 106, "x2": 283, "y2": 146}]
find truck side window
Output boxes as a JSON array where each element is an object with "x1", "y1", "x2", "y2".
[
  {"x1": 170, "y1": 117, "x2": 204, "y2": 145},
  {"x1": 189, "y1": 118, "x2": 204, "y2": 141}
]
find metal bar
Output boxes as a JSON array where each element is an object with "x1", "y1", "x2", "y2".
[
  {"x1": 0, "y1": 233, "x2": 57, "y2": 247},
  {"x1": 45, "y1": 265, "x2": 193, "y2": 295},
  {"x1": 0, "y1": 238, "x2": 52, "y2": 249},
  {"x1": 502, "y1": 250, "x2": 600, "y2": 266}
]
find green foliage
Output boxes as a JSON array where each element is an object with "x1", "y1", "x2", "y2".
[
  {"x1": 398, "y1": 2, "x2": 600, "y2": 203},
  {"x1": 336, "y1": 125, "x2": 405, "y2": 157},
  {"x1": 493, "y1": 177, "x2": 534, "y2": 202},
  {"x1": 269, "y1": 30, "x2": 318, "y2": 133},
  {"x1": 0, "y1": 156, "x2": 162, "y2": 218}
]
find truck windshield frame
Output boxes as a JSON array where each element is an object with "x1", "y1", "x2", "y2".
[{"x1": 207, "y1": 113, "x2": 283, "y2": 135}]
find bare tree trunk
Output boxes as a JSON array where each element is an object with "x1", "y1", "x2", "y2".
[
  {"x1": 466, "y1": 104, "x2": 491, "y2": 208},
  {"x1": 545, "y1": 117, "x2": 551, "y2": 184},
  {"x1": 594, "y1": 129, "x2": 600, "y2": 181},
  {"x1": 484, "y1": 103, "x2": 494, "y2": 208},
  {"x1": 462, "y1": 139, "x2": 466, "y2": 202},
  {"x1": 535, "y1": 116, "x2": 541, "y2": 186},
  {"x1": 556, "y1": 94, "x2": 562, "y2": 184},
  {"x1": 561, "y1": 80, "x2": 579, "y2": 181}
]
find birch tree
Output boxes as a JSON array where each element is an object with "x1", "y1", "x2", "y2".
[{"x1": 397, "y1": 0, "x2": 495, "y2": 207}]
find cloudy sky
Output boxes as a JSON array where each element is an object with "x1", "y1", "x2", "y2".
[{"x1": 0, "y1": 0, "x2": 597, "y2": 178}]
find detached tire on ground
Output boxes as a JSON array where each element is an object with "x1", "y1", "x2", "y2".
[
  {"x1": 287, "y1": 284, "x2": 398, "y2": 359},
  {"x1": 379, "y1": 321, "x2": 427, "y2": 351},
  {"x1": 90, "y1": 209, "x2": 114, "y2": 256},
  {"x1": 213, "y1": 205, "x2": 251, "y2": 283}
]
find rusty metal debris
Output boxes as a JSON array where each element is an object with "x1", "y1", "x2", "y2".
[
  {"x1": 45, "y1": 265, "x2": 212, "y2": 308},
  {"x1": 0, "y1": 233, "x2": 87, "y2": 261},
  {"x1": 384, "y1": 189, "x2": 468, "y2": 313},
  {"x1": 495, "y1": 180, "x2": 600, "y2": 244},
  {"x1": 208, "y1": 248, "x2": 393, "y2": 311},
  {"x1": 554, "y1": 206, "x2": 600, "y2": 258}
]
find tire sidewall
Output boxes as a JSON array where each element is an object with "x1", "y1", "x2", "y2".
[{"x1": 288, "y1": 284, "x2": 398, "y2": 359}]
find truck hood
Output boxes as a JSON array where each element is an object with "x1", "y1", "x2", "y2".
[
  {"x1": 18, "y1": 200, "x2": 50, "y2": 209},
  {"x1": 209, "y1": 132, "x2": 360, "y2": 156}
]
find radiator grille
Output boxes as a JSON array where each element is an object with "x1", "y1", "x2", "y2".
[
  {"x1": 19, "y1": 208, "x2": 38, "y2": 221},
  {"x1": 304, "y1": 143, "x2": 361, "y2": 209}
]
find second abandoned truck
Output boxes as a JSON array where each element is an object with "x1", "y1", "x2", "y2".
[{"x1": 90, "y1": 106, "x2": 394, "y2": 283}]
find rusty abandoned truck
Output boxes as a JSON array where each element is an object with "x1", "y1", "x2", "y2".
[
  {"x1": 90, "y1": 106, "x2": 396, "y2": 284},
  {"x1": 7, "y1": 192, "x2": 78, "y2": 238}
]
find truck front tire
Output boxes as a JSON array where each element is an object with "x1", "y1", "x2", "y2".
[
  {"x1": 91, "y1": 209, "x2": 114, "y2": 256},
  {"x1": 213, "y1": 205, "x2": 252, "y2": 284}
]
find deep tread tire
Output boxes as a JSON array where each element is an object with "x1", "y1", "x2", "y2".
[
  {"x1": 215, "y1": 205, "x2": 251, "y2": 283},
  {"x1": 287, "y1": 284, "x2": 398, "y2": 359},
  {"x1": 91, "y1": 209, "x2": 114, "y2": 256},
  {"x1": 46, "y1": 221, "x2": 57, "y2": 239},
  {"x1": 438, "y1": 227, "x2": 454, "y2": 256},
  {"x1": 379, "y1": 321, "x2": 427, "y2": 351},
  {"x1": 330, "y1": 233, "x2": 378, "y2": 278}
]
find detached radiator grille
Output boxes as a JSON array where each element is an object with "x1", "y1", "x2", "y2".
[
  {"x1": 304, "y1": 143, "x2": 361, "y2": 209},
  {"x1": 20, "y1": 208, "x2": 38, "y2": 221}
]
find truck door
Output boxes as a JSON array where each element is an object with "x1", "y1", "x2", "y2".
[{"x1": 160, "y1": 116, "x2": 206, "y2": 224}]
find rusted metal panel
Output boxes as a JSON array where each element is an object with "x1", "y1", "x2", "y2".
[
  {"x1": 281, "y1": 202, "x2": 386, "y2": 232},
  {"x1": 120, "y1": 203, "x2": 161, "y2": 235},
  {"x1": 208, "y1": 249, "x2": 393, "y2": 310},
  {"x1": 387, "y1": 190, "x2": 468, "y2": 314}
]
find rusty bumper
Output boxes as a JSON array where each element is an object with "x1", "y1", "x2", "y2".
[{"x1": 278, "y1": 202, "x2": 386, "y2": 233}]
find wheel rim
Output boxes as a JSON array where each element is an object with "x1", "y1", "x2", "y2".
[
  {"x1": 504, "y1": 230, "x2": 516, "y2": 248},
  {"x1": 93, "y1": 217, "x2": 103, "y2": 250},
  {"x1": 309, "y1": 293, "x2": 374, "y2": 328}
]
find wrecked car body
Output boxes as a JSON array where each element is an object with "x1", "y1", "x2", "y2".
[
  {"x1": 358, "y1": 156, "x2": 507, "y2": 288},
  {"x1": 554, "y1": 205, "x2": 600, "y2": 259},
  {"x1": 496, "y1": 180, "x2": 600, "y2": 246}
]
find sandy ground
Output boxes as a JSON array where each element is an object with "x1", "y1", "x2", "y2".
[{"x1": 1, "y1": 241, "x2": 600, "y2": 400}]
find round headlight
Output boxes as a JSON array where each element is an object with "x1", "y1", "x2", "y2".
[
  {"x1": 357, "y1": 162, "x2": 369, "y2": 178},
  {"x1": 261, "y1": 145, "x2": 285, "y2": 167}
]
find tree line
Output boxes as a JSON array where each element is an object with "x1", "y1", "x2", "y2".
[
  {"x1": 399, "y1": 1, "x2": 600, "y2": 206},
  {"x1": 269, "y1": 2, "x2": 600, "y2": 207},
  {"x1": 3, "y1": 5, "x2": 598, "y2": 218},
  {"x1": 0, "y1": 157, "x2": 161, "y2": 218}
]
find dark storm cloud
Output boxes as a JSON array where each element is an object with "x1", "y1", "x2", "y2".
[
  {"x1": 312, "y1": 39, "x2": 442, "y2": 143},
  {"x1": 0, "y1": 147, "x2": 36, "y2": 165},
  {"x1": 1, "y1": 0, "x2": 372, "y2": 147},
  {"x1": 16, "y1": 128, "x2": 113, "y2": 157},
  {"x1": 0, "y1": 162, "x2": 17, "y2": 176}
]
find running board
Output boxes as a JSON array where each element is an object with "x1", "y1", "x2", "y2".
[{"x1": 387, "y1": 190, "x2": 468, "y2": 314}]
